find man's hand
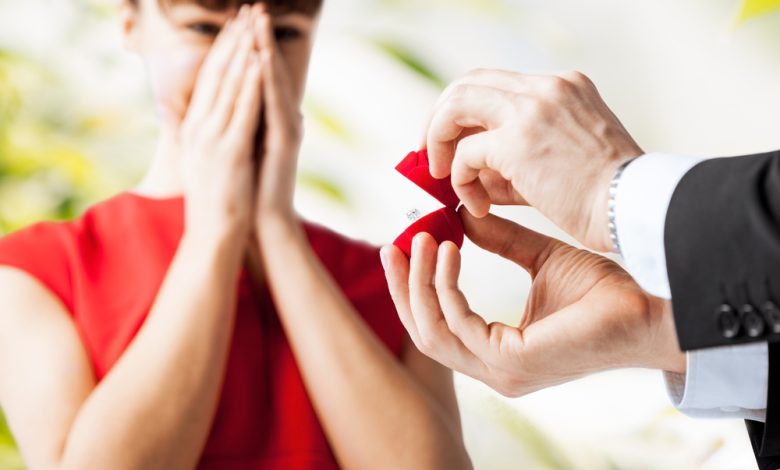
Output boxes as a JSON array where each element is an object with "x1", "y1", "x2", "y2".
[
  {"x1": 424, "y1": 69, "x2": 643, "y2": 252},
  {"x1": 381, "y1": 208, "x2": 685, "y2": 397}
]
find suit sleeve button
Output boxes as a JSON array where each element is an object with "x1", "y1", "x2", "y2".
[
  {"x1": 741, "y1": 304, "x2": 765, "y2": 338},
  {"x1": 761, "y1": 301, "x2": 780, "y2": 334},
  {"x1": 716, "y1": 304, "x2": 740, "y2": 339}
]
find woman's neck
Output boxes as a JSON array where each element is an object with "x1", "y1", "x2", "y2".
[{"x1": 132, "y1": 129, "x2": 184, "y2": 198}]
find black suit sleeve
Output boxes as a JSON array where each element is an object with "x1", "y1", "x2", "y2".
[
  {"x1": 665, "y1": 149, "x2": 780, "y2": 351},
  {"x1": 663, "y1": 149, "x2": 780, "y2": 462}
]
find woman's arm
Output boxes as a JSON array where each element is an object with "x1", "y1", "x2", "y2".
[
  {"x1": 249, "y1": 10, "x2": 470, "y2": 468},
  {"x1": 0, "y1": 6, "x2": 268, "y2": 468},
  {"x1": 258, "y1": 219, "x2": 471, "y2": 470},
  {"x1": 0, "y1": 232, "x2": 244, "y2": 470}
]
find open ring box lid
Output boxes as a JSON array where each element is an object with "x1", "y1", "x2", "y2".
[{"x1": 392, "y1": 149, "x2": 464, "y2": 257}]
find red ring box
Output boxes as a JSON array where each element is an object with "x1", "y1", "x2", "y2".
[{"x1": 392, "y1": 149, "x2": 464, "y2": 257}]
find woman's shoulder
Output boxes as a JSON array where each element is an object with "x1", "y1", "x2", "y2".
[
  {"x1": 0, "y1": 191, "x2": 174, "y2": 250},
  {"x1": 0, "y1": 191, "x2": 183, "y2": 311},
  {"x1": 0, "y1": 216, "x2": 79, "y2": 312}
]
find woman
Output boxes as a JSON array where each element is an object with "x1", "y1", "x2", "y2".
[{"x1": 0, "y1": 1, "x2": 472, "y2": 469}]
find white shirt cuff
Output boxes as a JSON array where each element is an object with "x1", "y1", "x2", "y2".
[
  {"x1": 663, "y1": 343, "x2": 768, "y2": 421},
  {"x1": 614, "y1": 152, "x2": 703, "y2": 299}
]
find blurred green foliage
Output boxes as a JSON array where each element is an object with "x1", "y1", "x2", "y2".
[
  {"x1": 739, "y1": 0, "x2": 780, "y2": 21},
  {"x1": 0, "y1": 410, "x2": 22, "y2": 469},
  {"x1": 369, "y1": 38, "x2": 448, "y2": 89},
  {"x1": 0, "y1": 49, "x2": 107, "y2": 234}
]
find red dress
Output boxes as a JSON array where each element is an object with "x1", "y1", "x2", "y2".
[{"x1": 0, "y1": 192, "x2": 406, "y2": 469}]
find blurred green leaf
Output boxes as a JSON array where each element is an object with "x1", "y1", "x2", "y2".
[
  {"x1": 369, "y1": 39, "x2": 447, "y2": 89},
  {"x1": 0, "y1": 409, "x2": 12, "y2": 446},
  {"x1": 298, "y1": 170, "x2": 350, "y2": 206},
  {"x1": 0, "y1": 409, "x2": 23, "y2": 470},
  {"x1": 303, "y1": 99, "x2": 354, "y2": 144},
  {"x1": 738, "y1": 0, "x2": 780, "y2": 22}
]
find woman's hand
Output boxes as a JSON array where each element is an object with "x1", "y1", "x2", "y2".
[
  {"x1": 169, "y1": 4, "x2": 264, "y2": 243},
  {"x1": 252, "y1": 7, "x2": 304, "y2": 230},
  {"x1": 381, "y1": 208, "x2": 685, "y2": 397}
]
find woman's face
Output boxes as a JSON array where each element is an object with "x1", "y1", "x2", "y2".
[{"x1": 121, "y1": 0, "x2": 318, "y2": 123}]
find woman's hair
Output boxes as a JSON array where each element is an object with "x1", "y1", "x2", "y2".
[{"x1": 130, "y1": 0, "x2": 323, "y2": 17}]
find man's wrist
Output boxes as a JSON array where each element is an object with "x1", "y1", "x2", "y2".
[{"x1": 644, "y1": 295, "x2": 686, "y2": 374}]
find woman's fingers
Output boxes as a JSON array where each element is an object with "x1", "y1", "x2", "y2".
[
  {"x1": 187, "y1": 5, "x2": 250, "y2": 123},
  {"x1": 212, "y1": 28, "x2": 255, "y2": 132},
  {"x1": 255, "y1": 8, "x2": 302, "y2": 207},
  {"x1": 225, "y1": 50, "x2": 263, "y2": 151},
  {"x1": 258, "y1": 10, "x2": 298, "y2": 129}
]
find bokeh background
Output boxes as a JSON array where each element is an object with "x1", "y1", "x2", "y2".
[{"x1": 1, "y1": 0, "x2": 780, "y2": 468}]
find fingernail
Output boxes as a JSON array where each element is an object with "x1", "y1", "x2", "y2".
[{"x1": 379, "y1": 246, "x2": 389, "y2": 270}]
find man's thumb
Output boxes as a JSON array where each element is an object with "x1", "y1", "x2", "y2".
[{"x1": 459, "y1": 206, "x2": 556, "y2": 276}]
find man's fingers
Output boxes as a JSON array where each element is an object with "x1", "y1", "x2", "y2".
[
  {"x1": 381, "y1": 244, "x2": 423, "y2": 347},
  {"x1": 426, "y1": 85, "x2": 513, "y2": 179},
  {"x1": 433, "y1": 241, "x2": 502, "y2": 358},
  {"x1": 408, "y1": 233, "x2": 448, "y2": 344},
  {"x1": 459, "y1": 208, "x2": 557, "y2": 277},
  {"x1": 450, "y1": 131, "x2": 499, "y2": 218},
  {"x1": 454, "y1": 129, "x2": 529, "y2": 208},
  {"x1": 478, "y1": 169, "x2": 527, "y2": 206},
  {"x1": 403, "y1": 235, "x2": 481, "y2": 372},
  {"x1": 419, "y1": 69, "x2": 544, "y2": 148}
]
